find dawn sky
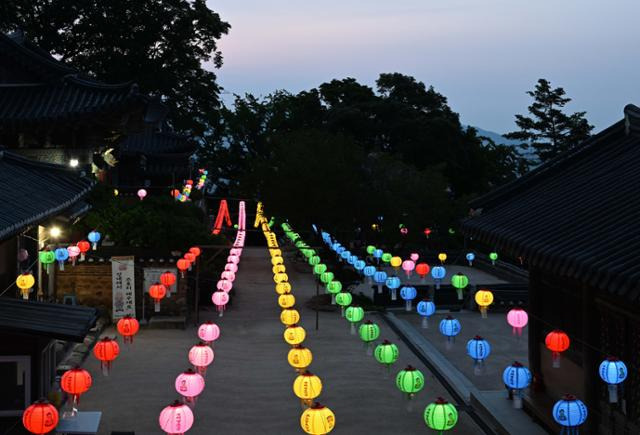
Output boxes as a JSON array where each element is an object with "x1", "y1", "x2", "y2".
[{"x1": 208, "y1": 0, "x2": 640, "y2": 133}]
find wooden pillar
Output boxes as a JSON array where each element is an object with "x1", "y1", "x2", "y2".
[
  {"x1": 528, "y1": 268, "x2": 542, "y2": 377},
  {"x1": 582, "y1": 283, "x2": 598, "y2": 433}
]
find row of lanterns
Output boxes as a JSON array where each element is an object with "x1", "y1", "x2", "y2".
[
  {"x1": 256, "y1": 207, "x2": 337, "y2": 435},
  {"x1": 283, "y1": 223, "x2": 460, "y2": 433}
]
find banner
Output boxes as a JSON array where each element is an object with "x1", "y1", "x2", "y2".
[
  {"x1": 111, "y1": 256, "x2": 136, "y2": 320},
  {"x1": 144, "y1": 266, "x2": 178, "y2": 296}
]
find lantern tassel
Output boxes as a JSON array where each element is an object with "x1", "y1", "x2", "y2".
[
  {"x1": 513, "y1": 390, "x2": 523, "y2": 409},
  {"x1": 481, "y1": 307, "x2": 488, "y2": 318},
  {"x1": 154, "y1": 301, "x2": 161, "y2": 312},
  {"x1": 456, "y1": 289, "x2": 463, "y2": 300},
  {"x1": 608, "y1": 384, "x2": 618, "y2": 403},
  {"x1": 350, "y1": 323, "x2": 356, "y2": 335},
  {"x1": 377, "y1": 284, "x2": 383, "y2": 294},
  {"x1": 405, "y1": 300, "x2": 412, "y2": 312},
  {"x1": 552, "y1": 351, "x2": 561, "y2": 368},
  {"x1": 341, "y1": 307, "x2": 345, "y2": 317},
  {"x1": 391, "y1": 288, "x2": 397, "y2": 300},
  {"x1": 435, "y1": 280, "x2": 441, "y2": 290},
  {"x1": 421, "y1": 317, "x2": 429, "y2": 329},
  {"x1": 331, "y1": 294, "x2": 336, "y2": 305},
  {"x1": 101, "y1": 361, "x2": 111, "y2": 376}
]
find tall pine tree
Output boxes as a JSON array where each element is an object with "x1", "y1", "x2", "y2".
[{"x1": 506, "y1": 79, "x2": 593, "y2": 164}]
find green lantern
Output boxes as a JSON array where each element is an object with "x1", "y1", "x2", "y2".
[
  {"x1": 320, "y1": 271, "x2": 334, "y2": 284},
  {"x1": 489, "y1": 252, "x2": 498, "y2": 265},
  {"x1": 374, "y1": 340, "x2": 399, "y2": 370},
  {"x1": 424, "y1": 398, "x2": 458, "y2": 432},
  {"x1": 345, "y1": 305, "x2": 364, "y2": 335},
  {"x1": 358, "y1": 321, "x2": 380, "y2": 355},
  {"x1": 313, "y1": 264, "x2": 327, "y2": 275},
  {"x1": 309, "y1": 255, "x2": 321, "y2": 266},
  {"x1": 300, "y1": 248, "x2": 314, "y2": 259},
  {"x1": 295, "y1": 240, "x2": 306, "y2": 248},
  {"x1": 326, "y1": 281, "x2": 342, "y2": 305},
  {"x1": 396, "y1": 366, "x2": 425, "y2": 400},
  {"x1": 335, "y1": 291, "x2": 353, "y2": 316},
  {"x1": 381, "y1": 253, "x2": 392, "y2": 263},
  {"x1": 451, "y1": 273, "x2": 469, "y2": 300},
  {"x1": 39, "y1": 250, "x2": 55, "y2": 273},
  {"x1": 366, "y1": 245, "x2": 376, "y2": 255}
]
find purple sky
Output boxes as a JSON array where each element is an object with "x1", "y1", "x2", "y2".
[{"x1": 207, "y1": 0, "x2": 640, "y2": 133}]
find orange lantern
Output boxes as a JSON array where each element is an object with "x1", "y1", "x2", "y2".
[
  {"x1": 189, "y1": 247, "x2": 201, "y2": 257},
  {"x1": 177, "y1": 259, "x2": 189, "y2": 277},
  {"x1": 160, "y1": 271, "x2": 176, "y2": 292},
  {"x1": 545, "y1": 330, "x2": 570, "y2": 368},
  {"x1": 171, "y1": 189, "x2": 180, "y2": 198},
  {"x1": 76, "y1": 240, "x2": 90, "y2": 261},
  {"x1": 149, "y1": 283, "x2": 167, "y2": 312},
  {"x1": 184, "y1": 252, "x2": 196, "y2": 264},
  {"x1": 93, "y1": 337, "x2": 120, "y2": 375},
  {"x1": 23, "y1": 400, "x2": 58, "y2": 434},
  {"x1": 117, "y1": 316, "x2": 140, "y2": 344},
  {"x1": 61, "y1": 367, "x2": 92, "y2": 408}
]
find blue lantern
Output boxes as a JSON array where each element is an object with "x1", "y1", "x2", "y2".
[
  {"x1": 331, "y1": 242, "x2": 341, "y2": 252},
  {"x1": 552, "y1": 395, "x2": 587, "y2": 434},
  {"x1": 385, "y1": 276, "x2": 401, "y2": 300},
  {"x1": 354, "y1": 260, "x2": 366, "y2": 272},
  {"x1": 431, "y1": 266, "x2": 446, "y2": 289},
  {"x1": 466, "y1": 252, "x2": 475, "y2": 266},
  {"x1": 599, "y1": 357, "x2": 627, "y2": 403},
  {"x1": 416, "y1": 299, "x2": 436, "y2": 328},
  {"x1": 373, "y1": 249, "x2": 383, "y2": 263},
  {"x1": 439, "y1": 316, "x2": 461, "y2": 348},
  {"x1": 88, "y1": 231, "x2": 101, "y2": 250},
  {"x1": 348, "y1": 255, "x2": 358, "y2": 265},
  {"x1": 340, "y1": 250, "x2": 351, "y2": 261},
  {"x1": 336, "y1": 246, "x2": 346, "y2": 255},
  {"x1": 400, "y1": 286, "x2": 417, "y2": 311},
  {"x1": 54, "y1": 247, "x2": 69, "y2": 271},
  {"x1": 466, "y1": 336, "x2": 491, "y2": 375},
  {"x1": 364, "y1": 266, "x2": 376, "y2": 282},
  {"x1": 502, "y1": 362, "x2": 531, "y2": 408},
  {"x1": 373, "y1": 271, "x2": 387, "y2": 294}
]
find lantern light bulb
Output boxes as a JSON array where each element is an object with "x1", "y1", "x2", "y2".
[
  {"x1": 49, "y1": 226, "x2": 61, "y2": 238},
  {"x1": 69, "y1": 158, "x2": 79, "y2": 168}
]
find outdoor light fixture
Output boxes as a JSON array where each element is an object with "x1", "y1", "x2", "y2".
[
  {"x1": 69, "y1": 158, "x2": 79, "y2": 167},
  {"x1": 49, "y1": 226, "x2": 62, "y2": 238}
]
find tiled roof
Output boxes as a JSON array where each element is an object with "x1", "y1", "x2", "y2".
[
  {"x1": 0, "y1": 149, "x2": 95, "y2": 240},
  {"x1": 120, "y1": 129, "x2": 196, "y2": 155},
  {"x1": 462, "y1": 104, "x2": 640, "y2": 301}
]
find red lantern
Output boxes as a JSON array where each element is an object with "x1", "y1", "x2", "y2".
[
  {"x1": 77, "y1": 240, "x2": 90, "y2": 261},
  {"x1": 545, "y1": 330, "x2": 570, "y2": 368},
  {"x1": 61, "y1": 367, "x2": 92, "y2": 408},
  {"x1": 415, "y1": 263, "x2": 430, "y2": 280},
  {"x1": 189, "y1": 247, "x2": 201, "y2": 257},
  {"x1": 423, "y1": 227, "x2": 432, "y2": 238},
  {"x1": 177, "y1": 259, "x2": 189, "y2": 278},
  {"x1": 160, "y1": 271, "x2": 177, "y2": 292},
  {"x1": 186, "y1": 179, "x2": 193, "y2": 185},
  {"x1": 149, "y1": 283, "x2": 167, "y2": 312},
  {"x1": 117, "y1": 316, "x2": 140, "y2": 344},
  {"x1": 171, "y1": 189, "x2": 180, "y2": 198},
  {"x1": 93, "y1": 337, "x2": 119, "y2": 375},
  {"x1": 23, "y1": 400, "x2": 59, "y2": 434}
]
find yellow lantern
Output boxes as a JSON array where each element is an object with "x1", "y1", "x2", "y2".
[
  {"x1": 390, "y1": 256, "x2": 402, "y2": 268},
  {"x1": 284, "y1": 325, "x2": 306, "y2": 346},
  {"x1": 300, "y1": 403, "x2": 335, "y2": 434},
  {"x1": 438, "y1": 253, "x2": 447, "y2": 264},
  {"x1": 271, "y1": 256, "x2": 284, "y2": 266},
  {"x1": 272, "y1": 264, "x2": 286, "y2": 275},
  {"x1": 474, "y1": 289, "x2": 494, "y2": 318},
  {"x1": 276, "y1": 282, "x2": 292, "y2": 295},
  {"x1": 293, "y1": 371, "x2": 323, "y2": 406},
  {"x1": 274, "y1": 272, "x2": 289, "y2": 284},
  {"x1": 288, "y1": 345, "x2": 313, "y2": 372},
  {"x1": 281, "y1": 308, "x2": 301, "y2": 326},
  {"x1": 16, "y1": 273, "x2": 35, "y2": 300},
  {"x1": 270, "y1": 248, "x2": 282, "y2": 258},
  {"x1": 278, "y1": 293, "x2": 296, "y2": 309}
]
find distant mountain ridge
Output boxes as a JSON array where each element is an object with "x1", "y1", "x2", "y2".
[{"x1": 465, "y1": 125, "x2": 520, "y2": 146}]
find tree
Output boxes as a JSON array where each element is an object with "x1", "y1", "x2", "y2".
[
  {"x1": 0, "y1": 0, "x2": 230, "y2": 137},
  {"x1": 505, "y1": 79, "x2": 594, "y2": 164}
]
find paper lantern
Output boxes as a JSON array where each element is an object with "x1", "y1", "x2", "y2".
[
  {"x1": 424, "y1": 398, "x2": 458, "y2": 432},
  {"x1": 284, "y1": 325, "x2": 306, "y2": 346},
  {"x1": 276, "y1": 282, "x2": 292, "y2": 295},
  {"x1": 137, "y1": 188, "x2": 147, "y2": 200},
  {"x1": 325, "y1": 281, "x2": 342, "y2": 304},
  {"x1": 225, "y1": 263, "x2": 239, "y2": 273},
  {"x1": 294, "y1": 371, "x2": 323, "y2": 407},
  {"x1": 16, "y1": 272, "x2": 35, "y2": 300},
  {"x1": 159, "y1": 400, "x2": 194, "y2": 435},
  {"x1": 466, "y1": 336, "x2": 491, "y2": 375},
  {"x1": 345, "y1": 306, "x2": 364, "y2": 335},
  {"x1": 160, "y1": 271, "x2": 177, "y2": 292},
  {"x1": 385, "y1": 276, "x2": 401, "y2": 300},
  {"x1": 177, "y1": 259, "x2": 189, "y2": 278},
  {"x1": 171, "y1": 189, "x2": 180, "y2": 198},
  {"x1": 272, "y1": 264, "x2": 286, "y2": 275},
  {"x1": 552, "y1": 395, "x2": 587, "y2": 432},
  {"x1": 278, "y1": 293, "x2": 296, "y2": 309},
  {"x1": 175, "y1": 369, "x2": 205, "y2": 403},
  {"x1": 358, "y1": 320, "x2": 380, "y2": 354},
  {"x1": 373, "y1": 249, "x2": 383, "y2": 260},
  {"x1": 381, "y1": 253, "x2": 392, "y2": 263},
  {"x1": 197, "y1": 321, "x2": 220, "y2": 345},
  {"x1": 37, "y1": 251, "x2": 53, "y2": 274},
  {"x1": 415, "y1": 263, "x2": 430, "y2": 281},
  {"x1": 54, "y1": 247, "x2": 69, "y2": 271},
  {"x1": 374, "y1": 340, "x2": 399, "y2": 369},
  {"x1": 423, "y1": 227, "x2": 432, "y2": 238},
  {"x1": 474, "y1": 289, "x2": 494, "y2": 317},
  {"x1": 507, "y1": 308, "x2": 528, "y2": 336},
  {"x1": 466, "y1": 252, "x2": 475, "y2": 266},
  {"x1": 217, "y1": 279, "x2": 233, "y2": 293},
  {"x1": 227, "y1": 255, "x2": 240, "y2": 264},
  {"x1": 117, "y1": 316, "x2": 140, "y2": 344},
  {"x1": 87, "y1": 231, "x2": 101, "y2": 250},
  {"x1": 599, "y1": 357, "x2": 627, "y2": 403},
  {"x1": 335, "y1": 292, "x2": 352, "y2": 316},
  {"x1": 300, "y1": 403, "x2": 335, "y2": 435},
  {"x1": 220, "y1": 270, "x2": 236, "y2": 282},
  {"x1": 339, "y1": 250, "x2": 351, "y2": 261},
  {"x1": 437, "y1": 253, "x2": 447, "y2": 264},
  {"x1": 312, "y1": 264, "x2": 327, "y2": 276},
  {"x1": 417, "y1": 299, "x2": 436, "y2": 329},
  {"x1": 272, "y1": 256, "x2": 284, "y2": 266},
  {"x1": 450, "y1": 273, "x2": 468, "y2": 299},
  {"x1": 212, "y1": 290, "x2": 230, "y2": 316},
  {"x1": 439, "y1": 316, "x2": 461, "y2": 349},
  {"x1": 410, "y1": 253, "x2": 419, "y2": 262},
  {"x1": 320, "y1": 272, "x2": 334, "y2": 284},
  {"x1": 366, "y1": 245, "x2": 376, "y2": 254},
  {"x1": 77, "y1": 240, "x2": 90, "y2": 261},
  {"x1": 396, "y1": 365, "x2": 425, "y2": 399},
  {"x1": 354, "y1": 260, "x2": 366, "y2": 272},
  {"x1": 23, "y1": 400, "x2": 59, "y2": 435},
  {"x1": 390, "y1": 256, "x2": 402, "y2": 269},
  {"x1": 67, "y1": 245, "x2": 80, "y2": 266},
  {"x1": 400, "y1": 286, "x2": 417, "y2": 311},
  {"x1": 545, "y1": 330, "x2": 570, "y2": 368},
  {"x1": 61, "y1": 367, "x2": 92, "y2": 408},
  {"x1": 148, "y1": 283, "x2": 167, "y2": 312},
  {"x1": 189, "y1": 343, "x2": 214, "y2": 374},
  {"x1": 503, "y1": 362, "x2": 532, "y2": 408},
  {"x1": 274, "y1": 272, "x2": 289, "y2": 284},
  {"x1": 288, "y1": 345, "x2": 313, "y2": 372},
  {"x1": 489, "y1": 251, "x2": 498, "y2": 265},
  {"x1": 281, "y1": 308, "x2": 301, "y2": 326},
  {"x1": 401, "y1": 260, "x2": 415, "y2": 277},
  {"x1": 363, "y1": 266, "x2": 376, "y2": 282},
  {"x1": 373, "y1": 270, "x2": 387, "y2": 294},
  {"x1": 431, "y1": 266, "x2": 446, "y2": 289},
  {"x1": 93, "y1": 337, "x2": 119, "y2": 375},
  {"x1": 184, "y1": 253, "x2": 196, "y2": 271},
  {"x1": 17, "y1": 248, "x2": 29, "y2": 262}
]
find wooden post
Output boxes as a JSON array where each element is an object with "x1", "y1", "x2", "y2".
[
  {"x1": 528, "y1": 269, "x2": 542, "y2": 381},
  {"x1": 582, "y1": 282, "x2": 597, "y2": 434}
]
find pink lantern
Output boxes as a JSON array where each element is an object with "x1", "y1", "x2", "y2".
[
  {"x1": 220, "y1": 271, "x2": 236, "y2": 282},
  {"x1": 197, "y1": 321, "x2": 220, "y2": 345},
  {"x1": 224, "y1": 263, "x2": 238, "y2": 273},
  {"x1": 227, "y1": 255, "x2": 239, "y2": 265},
  {"x1": 159, "y1": 400, "x2": 194, "y2": 435},
  {"x1": 67, "y1": 246, "x2": 81, "y2": 266},
  {"x1": 230, "y1": 248, "x2": 243, "y2": 257},
  {"x1": 17, "y1": 249, "x2": 29, "y2": 262},
  {"x1": 212, "y1": 290, "x2": 230, "y2": 316},
  {"x1": 175, "y1": 369, "x2": 205, "y2": 404},
  {"x1": 401, "y1": 260, "x2": 415, "y2": 277},
  {"x1": 188, "y1": 343, "x2": 214, "y2": 374},
  {"x1": 410, "y1": 253, "x2": 419, "y2": 262},
  {"x1": 137, "y1": 189, "x2": 147, "y2": 200},
  {"x1": 216, "y1": 280, "x2": 233, "y2": 293},
  {"x1": 507, "y1": 308, "x2": 529, "y2": 337}
]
